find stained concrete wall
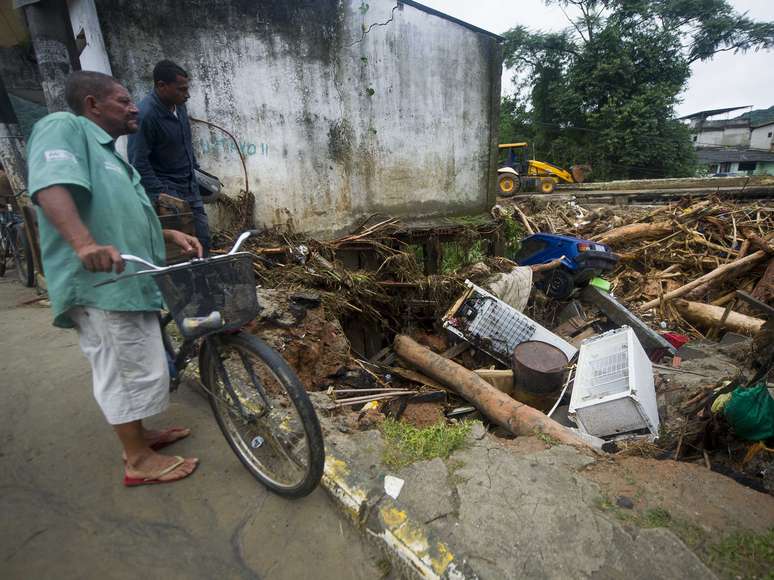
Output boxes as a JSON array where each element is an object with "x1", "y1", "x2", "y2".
[
  {"x1": 751, "y1": 124, "x2": 774, "y2": 151},
  {"x1": 92, "y1": 0, "x2": 501, "y2": 237}
]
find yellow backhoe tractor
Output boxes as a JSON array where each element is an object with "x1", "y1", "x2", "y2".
[{"x1": 497, "y1": 143, "x2": 590, "y2": 196}]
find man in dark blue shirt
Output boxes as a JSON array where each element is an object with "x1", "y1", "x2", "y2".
[{"x1": 128, "y1": 60, "x2": 211, "y2": 255}]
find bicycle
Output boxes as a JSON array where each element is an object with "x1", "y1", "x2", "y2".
[
  {"x1": 0, "y1": 201, "x2": 35, "y2": 287},
  {"x1": 101, "y1": 230, "x2": 325, "y2": 497}
]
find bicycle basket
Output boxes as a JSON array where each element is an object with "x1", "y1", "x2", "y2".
[{"x1": 153, "y1": 252, "x2": 258, "y2": 338}]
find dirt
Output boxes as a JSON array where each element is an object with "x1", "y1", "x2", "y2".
[
  {"x1": 400, "y1": 402, "x2": 445, "y2": 428},
  {"x1": 583, "y1": 455, "x2": 774, "y2": 535},
  {"x1": 356, "y1": 407, "x2": 385, "y2": 430},
  {"x1": 250, "y1": 289, "x2": 350, "y2": 390},
  {"x1": 410, "y1": 330, "x2": 448, "y2": 354}
]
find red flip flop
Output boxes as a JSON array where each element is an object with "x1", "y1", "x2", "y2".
[
  {"x1": 123, "y1": 456, "x2": 197, "y2": 487},
  {"x1": 149, "y1": 427, "x2": 191, "y2": 451}
]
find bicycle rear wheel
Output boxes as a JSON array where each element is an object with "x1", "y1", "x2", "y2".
[
  {"x1": 0, "y1": 230, "x2": 8, "y2": 278},
  {"x1": 200, "y1": 332, "x2": 324, "y2": 498},
  {"x1": 13, "y1": 224, "x2": 34, "y2": 287}
]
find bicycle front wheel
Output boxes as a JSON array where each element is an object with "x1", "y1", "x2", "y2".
[{"x1": 200, "y1": 332, "x2": 324, "y2": 498}]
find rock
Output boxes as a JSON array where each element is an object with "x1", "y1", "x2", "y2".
[
  {"x1": 675, "y1": 345, "x2": 708, "y2": 361},
  {"x1": 616, "y1": 496, "x2": 635, "y2": 509},
  {"x1": 719, "y1": 332, "x2": 749, "y2": 346},
  {"x1": 470, "y1": 421, "x2": 487, "y2": 440},
  {"x1": 357, "y1": 408, "x2": 384, "y2": 430}
]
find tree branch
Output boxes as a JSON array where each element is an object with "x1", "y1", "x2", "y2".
[{"x1": 558, "y1": 3, "x2": 588, "y2": 44}]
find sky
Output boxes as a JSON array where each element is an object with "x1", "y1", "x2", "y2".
[{"x1": 418, "y1": 0, "x2": 774, "y2": 117}]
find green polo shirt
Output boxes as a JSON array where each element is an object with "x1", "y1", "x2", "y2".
[{"x1": 26, "y1": 112, "x2": 165, "y2": 328}]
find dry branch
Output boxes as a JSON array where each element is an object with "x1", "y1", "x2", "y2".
[
  {"x1": 640, "y1": 250, "x2": 768, "y2": 311},
  {"x1": 593, "y1": 221, "x2": 673, "y2": 245}
]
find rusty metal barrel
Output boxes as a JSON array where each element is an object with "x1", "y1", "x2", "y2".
[{"x1": 511, "y1": 341, "x2": 568, "y2": 410}]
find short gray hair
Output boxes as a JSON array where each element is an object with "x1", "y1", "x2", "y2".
[{"x1": 65, "y1": 71, "x2": 120, "y2": 114}]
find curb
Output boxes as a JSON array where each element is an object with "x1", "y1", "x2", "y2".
[{"x1": 321, "y1": 447, "x2": 476, "y2": 580}]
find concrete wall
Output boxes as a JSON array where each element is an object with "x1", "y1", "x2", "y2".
[
  {"x1": 721, "y1": 126, "x2": 751, "y2": 147},
  {"x1": 91, "y1": 0, "x2": 501, "y2": 237},
  {"x1": 0, "y1": 46, "x2": 42, "y2": 98},
  {"x1": 751, "y1": 124, "x2": 774, "y2": 151},
  {"x1": 694, "y1": 128, "x2": 722, "y2": 147}
]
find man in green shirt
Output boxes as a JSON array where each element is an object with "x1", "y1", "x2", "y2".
[{"x1": 27, "y1": 71, "x2": 201, "y2": 486}]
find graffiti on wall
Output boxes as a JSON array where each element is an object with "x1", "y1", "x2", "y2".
[{"x1": 198, "y1": 137, "x2": 269, "y2": 158}]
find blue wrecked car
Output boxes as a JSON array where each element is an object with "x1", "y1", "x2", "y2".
[{"x1": 514, "y1": 233, "x2": 619, "y2": 299}]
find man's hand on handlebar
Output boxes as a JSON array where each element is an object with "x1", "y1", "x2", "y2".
[
  {"x1": 163, "y1": 229, "x2": 203, "y2": 258},
  {"x1": 77, "y1": 243, "x2": 125, "y2": 274}
]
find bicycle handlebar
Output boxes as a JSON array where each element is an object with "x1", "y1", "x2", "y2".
[
  {"x1": 97, "y1": 230, "x2": 260, "y2": 287},
  {"x1": 122, "y1": 229, "x2": 260, "y2": 271},
  {"x1": 227, "y1": 229, "x2": 260, "y2": 256}
]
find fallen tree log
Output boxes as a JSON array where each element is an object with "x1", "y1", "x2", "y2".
[
  {"x1": 393, "y1": 335, "x2": 592, "y2": 448},
  {"x1": 592, "y1": 221, "x2": 673, "y2": 245},
  {"x1": 674, "y1": 300, "x2": 764, "y2": 335},
  {"x1": 640, "y1": 250, "x2": 768, "y2": 311}
]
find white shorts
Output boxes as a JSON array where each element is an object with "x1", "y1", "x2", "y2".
[{"x1": 70, "y1": 307, "x2": 169, "y2": 425}]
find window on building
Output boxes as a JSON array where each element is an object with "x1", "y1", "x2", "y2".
[
  {"x1": 768, "y1": 132, "x2": 773, "y2": 138},
  {"x1": 692, "y1": 135, "x2": 698, "y2": 142},
  {"x1": 738, "y1": 161, "x2": 757, "y2": 172},
  {"x1": 719, "y1": 162, "x2": 732, "y2": 173}
]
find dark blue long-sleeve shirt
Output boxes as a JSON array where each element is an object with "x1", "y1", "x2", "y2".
[{"x1": 128, "y1": 91, "x2": 200, "y2": 204}]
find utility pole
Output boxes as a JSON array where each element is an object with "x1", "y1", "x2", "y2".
[{"x1": 19, "y1": 0, "x2": 80, "y2": 111}]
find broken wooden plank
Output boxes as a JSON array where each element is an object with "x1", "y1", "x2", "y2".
[
  {"x1": 387, "y1": 366, "x2": 446, "y2": 391},
  {"x1": 473, "y1": 369, "x2": 514, "y2": 395},
  {"x1": 440, "y1": 341, "x2": 470, "y2": 359}
]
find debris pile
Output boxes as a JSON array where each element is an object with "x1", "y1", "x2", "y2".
[
  {"x1": 511, "y1": 197, "x2": 773, "y2": 337},
  {"x1": 221, "y1": 196, "x2": 772, "y2": 492}
]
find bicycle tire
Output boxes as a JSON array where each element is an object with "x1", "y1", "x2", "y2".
[
  {"x1": 200, "y1": 332, "x2": 324, "y2": 498},
  {"x1": 0, "y1": 231, "x2": 8, "y2": 278},
  {"x1": 13, "y1": 224, "x2": 34, "y2": 287}
]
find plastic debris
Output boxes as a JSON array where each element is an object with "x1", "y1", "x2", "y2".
[{"x1": 384, "y1": 475, "x2": 405, "y2": 499}]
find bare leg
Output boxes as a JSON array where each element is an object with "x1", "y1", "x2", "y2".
[{"x1": 114, "y1": 420, "x2": 198, "y2": 481}]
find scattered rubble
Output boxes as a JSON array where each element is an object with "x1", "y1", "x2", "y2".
[{"x1": 217, "y1": 194, "x2": 772, "y2": 499}]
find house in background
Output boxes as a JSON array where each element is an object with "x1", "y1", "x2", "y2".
[{"x1": 681, "y1": 106, "x2": 774, "y2": 176}]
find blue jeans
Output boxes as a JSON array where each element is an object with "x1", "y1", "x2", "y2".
[
  {"x1": 189, "y1": 202, "x2": 211, "y2": 257},
  {"x1": 166, "y1": 190, "x2": 211, "y2": 257}
]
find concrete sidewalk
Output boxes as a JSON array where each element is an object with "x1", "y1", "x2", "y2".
[
  {"x1": 317, "y1": 403, "x2": 718, "y2": 579},
  {"x1": 0, "y1": 277, "x2": 382, "y2": 580}
]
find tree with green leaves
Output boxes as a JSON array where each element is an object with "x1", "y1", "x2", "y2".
[{"x1": 501, "y1": 0, "x2": 774, "y2": 180}]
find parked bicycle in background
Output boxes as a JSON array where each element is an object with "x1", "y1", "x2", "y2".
[{"x1": 0, "y1": 196, "x2": 35, "y2": 288}]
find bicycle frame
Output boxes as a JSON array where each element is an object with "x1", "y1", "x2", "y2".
[
  {"x1": 146, "y1": 229, "x2": 272, "y2": 420},
  {"x1": 160, "y1": 315, "x2": 271, "y2": 423}
]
